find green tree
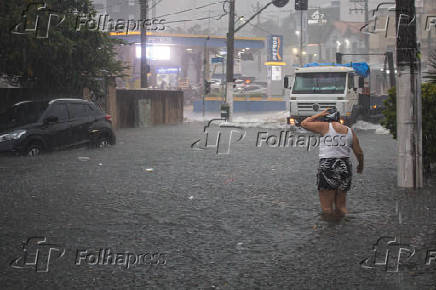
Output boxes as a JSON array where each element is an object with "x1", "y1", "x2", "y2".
[
  {"x1": 381, "y1": 83, "x2": 436, "y2": 174},
  {"x1": 0, "y1": 0, "x2": 127, "y2": 94},
  {"x1": 424, "y1": 49, "x2": 436, "y2": 84}
]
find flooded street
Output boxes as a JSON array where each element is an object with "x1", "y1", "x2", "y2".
[
  {"x1": 2, "y1": 0, "x2": 435, "y2": 288},
  {"x1": 1, "y1": 122, "x2": 435, "y2": 289}
]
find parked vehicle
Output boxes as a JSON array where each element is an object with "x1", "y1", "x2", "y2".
[
  {"x1": 0, "y1": 99, "x2": 116, "y2": 156},
  {"x1": 283, "y1": 63, "x2": 368, "y2": 126}
]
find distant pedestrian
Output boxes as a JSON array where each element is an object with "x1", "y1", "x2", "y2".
[{"x1": 301, "y1": 108, "x2": 364, "y2": 217}]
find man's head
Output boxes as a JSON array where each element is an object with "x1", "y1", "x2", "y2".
[{"x1": 323, "y1": 107, "x2": 340, "y2": 122}]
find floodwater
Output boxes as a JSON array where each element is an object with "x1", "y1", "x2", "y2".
[{"x1": 0, "y1": 120, "x2": 435, "y2": 289}]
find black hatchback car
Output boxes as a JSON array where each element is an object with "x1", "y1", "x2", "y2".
[{"x1": 0, "y1": 99, "x2": 116, "y2": 156}]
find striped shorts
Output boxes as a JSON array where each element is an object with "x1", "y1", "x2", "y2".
[{"x1": 317, "y1": 157, "x2": 353, "y2": 192}]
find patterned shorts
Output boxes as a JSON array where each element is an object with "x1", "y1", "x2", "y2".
[{"x1": 317, "y1": 157, "x2": 353, "y2": 192}]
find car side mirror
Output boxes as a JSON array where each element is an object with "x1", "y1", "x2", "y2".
[{"x1": 44, "y1": 116, "x2": 58, "y2": 124}]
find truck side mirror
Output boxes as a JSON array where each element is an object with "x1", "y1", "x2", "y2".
[
  {"x1": 284, "y1": 76, "x2": 289, "y2": 89},
  {"x1": 353, "y1": 75, "x2": 359, "y2": 90},
  {"x1": 359, "y1": 77, "x2": 364, "y2": 89}
]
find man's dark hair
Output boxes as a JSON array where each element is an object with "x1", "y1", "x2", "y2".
[{"x1": 323, "y1": 107, "x2": 340, "y2": 122}]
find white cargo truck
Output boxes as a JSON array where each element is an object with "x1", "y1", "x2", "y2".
[{"x1": 283, "y1": 64, "x2": 366, "y2": 126}]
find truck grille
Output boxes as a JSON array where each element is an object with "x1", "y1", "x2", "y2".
[{"x1": 297, "y1": 102, "x2": 337, "y2": 111}]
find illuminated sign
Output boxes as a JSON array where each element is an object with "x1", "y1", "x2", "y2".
[
  {"x1": 135, "y1": 45, "x2": 171, "y2": 60},
  {"x1": 267, "y1": 35, "x2": 283, "y2": 62},
  {"x1": 308, "y1": 10, "x2": 327, "y2": 25}
]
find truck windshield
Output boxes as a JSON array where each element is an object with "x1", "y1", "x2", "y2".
[{"x1": 292, "y1": 72, "x2": 346, "y2": 94}]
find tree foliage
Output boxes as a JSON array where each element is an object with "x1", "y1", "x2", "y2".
[
  {"x1": 381, "y1": 83, "x2": 436, "y2": 173},
  {"x1": 381, "y1": 87, "x2": 397, "y2": 139},
  {"x1": 0, "y1": 0, "x2": 128, "y2": 94},
  {"x1": 424, "y1": 49, "x2": 436, "y2": 84}
]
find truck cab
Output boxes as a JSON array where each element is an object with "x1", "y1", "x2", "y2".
[{"x1": 284, "y1": 65, "x2": 364, "y2": 126}]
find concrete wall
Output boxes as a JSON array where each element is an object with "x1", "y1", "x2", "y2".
[
  {"x1": 116, "y1": 89, "x2": 184, "y2": 128},
  {"x1": 193, "y1": 99, "x2": 286, "y2": 112}
]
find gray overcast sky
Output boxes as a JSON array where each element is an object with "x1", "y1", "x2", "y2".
[
  {"x1": 154, "y1": 0, "x2": 315, "y2": 33},
  {"x1": 151, "y1": 0, "x2": 382, "y2": 35}
]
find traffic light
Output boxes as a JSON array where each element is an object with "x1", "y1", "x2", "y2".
[
  {"x1": 295, "y1": 0, "x2": 308, "y2": 10},
  {"x1": 272, "y1": 0, "x2": 289, "y2": 8},
  {"x1": 204, "y1": 80, "x2": 211, "y2": 94}
]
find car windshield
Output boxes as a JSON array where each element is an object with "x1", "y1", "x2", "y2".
[
  {"x1": 292, "y1": 72, "x2": 346, "y2": 94},
  {"x1": 3, "y1": 101, "x2": 49, "y2": 127}
]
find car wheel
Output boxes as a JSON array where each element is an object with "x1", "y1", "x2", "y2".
[
  {"x1": 96, "y1": 134, "x2": 111, "y2": 148},
  {"x1": 25, "y1": 142, "x2": 43, "y2": 157}
]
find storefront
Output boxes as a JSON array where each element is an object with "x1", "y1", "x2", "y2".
[{"x1": 110, "y1": 31, "x2": 265, "y2": 90}]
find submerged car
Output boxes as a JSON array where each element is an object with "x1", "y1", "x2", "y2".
[{"x1": 0, "y1": 99, "x2": 116, "y2": 156}]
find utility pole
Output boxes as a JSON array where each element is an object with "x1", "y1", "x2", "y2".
[
  {"x1": 222, "y1": 0, "x2": 289, "y2": 121},
  {"x1": 299, "y1": 10, "x2": 303, "y2": 66},
  {"x1": 257, "y1": 1, "x2": 262, "y2": 73},
  {"x1": 395, "y1": 0, "x2": 423, "y2": 188},
  {"x1": 295, "y1": 0, "x2": 307, "y2": 66},
  {"x1": 203, "y1": 37, "x2": 210, "y2": 119},
  {"x1": 225, "y1": 0, "x2": 235, "y2": 121},
  {"x1": 140, "y1": 0, "x2": 148, "y2": 88},
  {"x1": 364, "y1": 0, "x2": 369, "y2": 62}
]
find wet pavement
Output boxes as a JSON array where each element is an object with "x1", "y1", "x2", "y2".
[{"x1": 0, "y1": 122, "x2": 435, "y2": 289}]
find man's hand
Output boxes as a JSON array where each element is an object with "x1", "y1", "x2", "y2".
[
  {"x1": 357, "y1": 164, "x2": 363, "y2": 174},
  {"x1": 315, "y1": 108, "x2": 331, "y2": 119}
]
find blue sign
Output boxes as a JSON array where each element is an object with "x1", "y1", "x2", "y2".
[
  {"x1": 156, "y1": 67, "x2": 181, "y2": 74},
  {"x1": 267, "y1": 35, "x2": 283, "y2": 62},
  {"x1": 211, "y1": 57, "x2": 224, "y2": 63}
]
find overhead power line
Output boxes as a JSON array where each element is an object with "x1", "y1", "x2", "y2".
[{"x1": 155, "y1": 1, "x2": 227, "y2": 19}]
